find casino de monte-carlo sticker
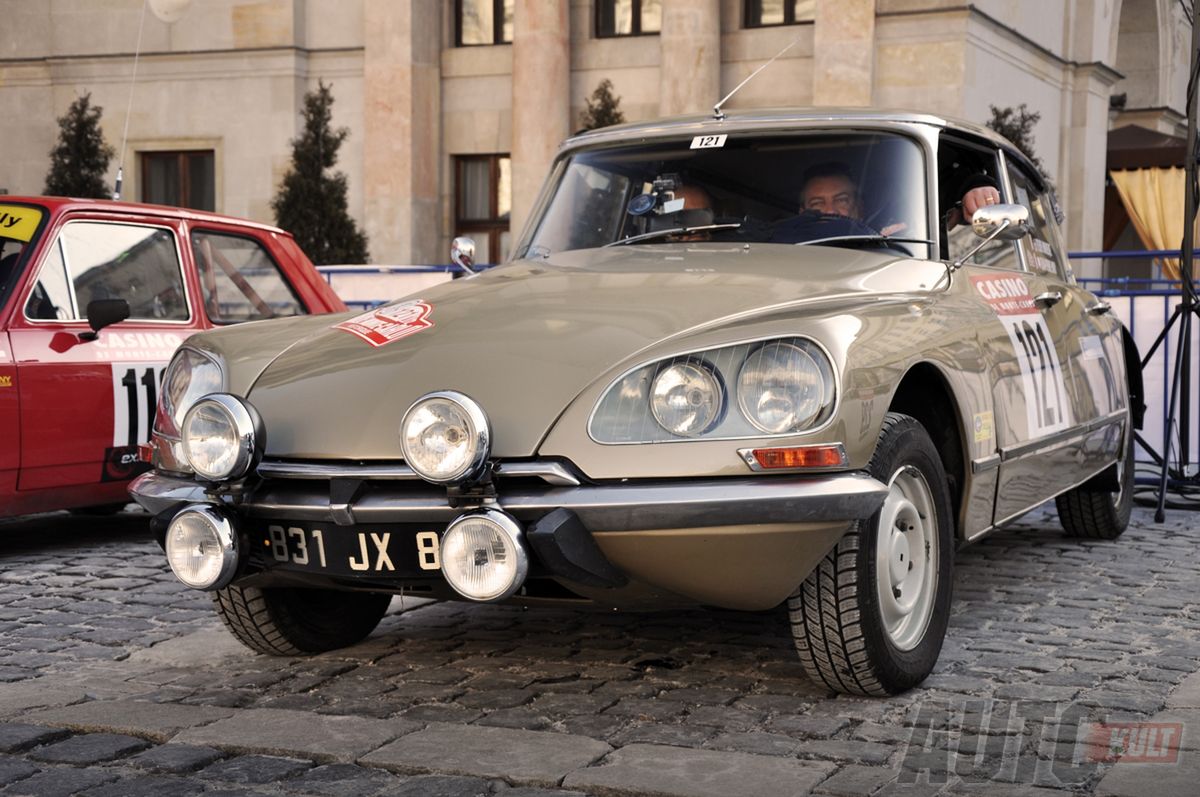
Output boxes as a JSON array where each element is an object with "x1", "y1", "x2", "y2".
[
  {"x1": 971, "y1": 275, "x2": 1071, "y2": 438},
  {"x1": 334, "y1": 299, "x2": 434, "y2": 347}
]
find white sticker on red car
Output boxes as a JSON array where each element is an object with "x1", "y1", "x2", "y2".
[
  {"x1": 111, "y1": 363, "x2": 167, "y2": 448},
  {"x1": 972, "y1": 275, "x2": 1071, "y2": 437},
  {"x1": 334, "y1": 300, "x2": 434, "y2": 347},
  {"x1": 92, "y1": 331, "x2": 185, "y2": 362}
]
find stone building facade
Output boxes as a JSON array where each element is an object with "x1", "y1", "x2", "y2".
[{"x1": 0, "y1": 0, "x2": 1189, "y2": 276}]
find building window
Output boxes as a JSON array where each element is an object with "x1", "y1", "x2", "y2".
[
  {"x1": 456, "y1": 0, "x2": 513, "y2": 46},
  {"x1": 744, "y1": 0, "x2": 814, "y2": 28},
  {"x1": 455, "y1": 155, "x2": 511, "y2": 266},
  {"x1": 596, "y1": 0, "x2": 661, "y2": 38},
  {"x1": 141, "y1": 151, "x2": 215, "y2": 211}
]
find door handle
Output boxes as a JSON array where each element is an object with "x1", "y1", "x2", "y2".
[
  {"x1": 1033, "y1": 291, "x2": 1063, "y2": 308},
  {"x1": 1086, "y1": 300, "x2": 1112, "y2": 316}
]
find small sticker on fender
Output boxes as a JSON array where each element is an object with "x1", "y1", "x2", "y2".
[
  {"x1": 334, "y1": 300, "x2": 434, "y2": 347},
  {"x1": 973, "y1": 411, "x2": 995, "y2": 443}
]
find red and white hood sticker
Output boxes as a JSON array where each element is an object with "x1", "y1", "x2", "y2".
[
  {"x1": 333, "y1": 299, "x2": 434, "y2": 347},
  {"x1": 971, "y1": 275, "x2": 1036, "y2": 315}
]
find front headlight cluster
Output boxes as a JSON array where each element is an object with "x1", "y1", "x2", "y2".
[
  {"x1": 590, "y1": 338, "x2": 836, "y2": 443},
  {"x1": 151, "y1": 348, "x2": 226, "y2": 473}
]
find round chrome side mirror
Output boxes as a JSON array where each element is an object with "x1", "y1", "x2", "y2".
[
  {"x1": 451, "y1": 236, "x2": 477, "y2": 275},
  {"x1": 971, "y1": 204, "x2": 1031, "y2": 241}
]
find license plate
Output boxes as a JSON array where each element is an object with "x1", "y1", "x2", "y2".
[{"x1": 259, "y1": 524, "x2": 442, "y2": 577}]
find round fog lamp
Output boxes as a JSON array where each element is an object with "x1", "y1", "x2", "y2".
[
  {"x1": 181, "y1": 394, "x2": 261, "y2": 481},
  {"x1": 440, "y1": 509, "x2": 529, "y2": 602},
  {"x1": 400, "y1": 391, "x2": 490, "y2": 484},
  {"x1": 164, "y1": 504, "x2": 239, "y2": 591}
]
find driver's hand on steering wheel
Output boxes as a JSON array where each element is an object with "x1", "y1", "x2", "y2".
[{"x1": 881, "y1": 221, "x2": 908, "y2": 237}]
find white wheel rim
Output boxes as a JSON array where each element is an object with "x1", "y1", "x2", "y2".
[{"x1": 874, "y1": 465, "x2": 938, "y2": 651}]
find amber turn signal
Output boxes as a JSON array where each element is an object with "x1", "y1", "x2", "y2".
[{"x1": 743, "y1": 444, "x2": 847, "y2": 470}]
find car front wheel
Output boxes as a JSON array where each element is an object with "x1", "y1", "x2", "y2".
[
  {"x1": 213, "y1": 585, "x2": 391, "y2": 656},
  {"x1": 789, "y1": 412, "x2": 954, "y2": 696}
]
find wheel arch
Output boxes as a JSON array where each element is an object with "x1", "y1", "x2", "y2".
[
  {"x1": 885, "y1": 361, "x2": 968, "y2": 537},
  {"x1": 1120, "y1": 324, "x2": 1145, "y2": 430}
]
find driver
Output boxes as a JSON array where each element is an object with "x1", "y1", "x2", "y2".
[{"x1": 798, "y1": 162, "x2": 1001, "y2": 237}]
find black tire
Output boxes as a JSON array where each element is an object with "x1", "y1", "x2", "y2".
[
  {"x1": 1055, "y1": 423, "x2": 1134, "y2": 540},
  {"x1": 213, "y1": 585, "x2": 391, "y2": 656},
  {"x1": 789, "y1": 412, "x2": 954, "y2": 696}
]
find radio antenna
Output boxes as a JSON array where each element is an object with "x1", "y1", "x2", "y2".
[
  {"x1": 713, "y1": 34, "x2": 803, "y2": 121},
  {"x1": 113, "y1": 0, "x2": 149, "y2": 200}
]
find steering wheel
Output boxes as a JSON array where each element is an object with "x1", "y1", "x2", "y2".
[{"x1": 769, "y1": 210, "x2": 884, "y2": 244}]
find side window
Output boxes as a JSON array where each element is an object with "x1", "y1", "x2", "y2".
[
  {"x1": 937, "y1": 136, "x2": 1018, "y2": 270},
  {"x1": 1006, "y1": 163, "x2": 1067, "y2": 279},
  {"x1": 25, "y1": 222, "x2": 188, "y2": 321},
  {"x1": 191, "y1": 231, "x2": 305, "y2": 323}
]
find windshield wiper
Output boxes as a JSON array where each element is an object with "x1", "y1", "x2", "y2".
[
  {"x1": 604, "y1": 223, "x2": 742, "y2": 247},
  {"x1": 795, "y1": 235, "x2": 935, "y2": 248}
]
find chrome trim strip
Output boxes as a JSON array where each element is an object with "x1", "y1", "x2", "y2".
[
  {"x1": 494, "y1": 461, "x2": 582, "y2": 487},
  {"x1": 133, "y1": 471, "x2": 889, "y2": 531},
  {"x1": 256, "y1": 460, "x2": 584, "y2": 487},
  {"x1": 998, "y1": 409, "x2": 1126, "y2": 462},
  {"x1": 128, "y1": 471, "x2": 211, "y2": 516},
  {"x1": 970, "y1": 454, "x2": 1001, "y2": 474},
  {"x1": 257, "y1": 461, "x2": 420, "y2": 480}
]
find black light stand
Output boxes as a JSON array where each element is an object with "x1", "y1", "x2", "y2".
[{"x1": 1145, "y1": 1, "x2": 1200, "y2": 522}]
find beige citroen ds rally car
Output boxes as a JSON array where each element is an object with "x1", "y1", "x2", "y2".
[{"x1": 131, "y1": 110, "x2": 1142, "y2": 696}]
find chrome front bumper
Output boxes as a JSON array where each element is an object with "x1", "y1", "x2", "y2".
[{"x1": 129, "y1": 469, "x2": 888, "y2": 531}]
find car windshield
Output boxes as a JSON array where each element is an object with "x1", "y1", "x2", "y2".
[{"x1": 516, "y1": 130, "x2": 930, "y2": 259}]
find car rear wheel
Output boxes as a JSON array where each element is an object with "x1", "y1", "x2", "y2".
[
  {"x1": 1055, "y1": 423, "x2": 1134, "y2": 540},
  {"x1": 788, "y1": 412, "x2": 954, "y2": 696},
  {"x1": 213, "y1": 585, "x2": 391, "y2": 656}
]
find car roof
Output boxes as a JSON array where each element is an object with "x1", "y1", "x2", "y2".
[
  {"x1": 562, "y1": 107, "x2": 1027, "y2": 164},
  {"x1": 1, "y1": 196, "x2": 292, "y2": 236}
]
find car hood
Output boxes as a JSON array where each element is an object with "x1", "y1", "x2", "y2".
[{"x1": 246, "y1": 244, "x2": 934, "y2": 459}]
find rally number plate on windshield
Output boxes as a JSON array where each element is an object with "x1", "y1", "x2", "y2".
[{"x1": 259, "y1": 524, "x2": 442, "y2": 577}]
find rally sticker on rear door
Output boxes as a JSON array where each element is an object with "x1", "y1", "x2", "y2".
[
  {"x1": 972, "y1": 275, "x2": 1070, "y2": 438},
  {"x1": 334, "y1": 299, "x2": 434, "y2": 347}
]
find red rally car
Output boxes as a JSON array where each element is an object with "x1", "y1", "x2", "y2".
[{"x1": 0, "y1": 197, "x2": 345, "y2": 517}]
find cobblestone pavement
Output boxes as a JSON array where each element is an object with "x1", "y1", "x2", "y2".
[{"x1": 0, "y1": 503, "x2": 1198, "y2": 795}]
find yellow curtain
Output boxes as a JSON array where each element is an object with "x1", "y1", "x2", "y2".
[{"x1": 1110, "y1": 167, "x2": 1195, "y2": 281}]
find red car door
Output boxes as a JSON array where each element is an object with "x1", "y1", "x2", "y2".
[{"x1": 7, "y1": 212, "x2": 202, "y2": 503}]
